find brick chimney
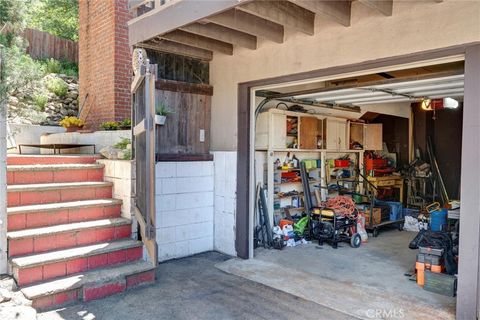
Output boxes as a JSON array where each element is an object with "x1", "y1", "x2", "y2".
[{"x1": 79, "y1": 0, "x2": 132, "y2": 130}]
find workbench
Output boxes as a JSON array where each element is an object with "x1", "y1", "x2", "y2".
[{"x1": 366, "y1": 175, "x2": 404, "y2": 202}]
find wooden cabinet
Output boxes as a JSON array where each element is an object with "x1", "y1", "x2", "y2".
[
  {"x1": 272, "y1": 113, "x2": 287, "y2": 149},
  {"x1": 348, "y1": 122, "x2": 383, "y2": 150},
  {"x1": 299, "y1": 117, "x2": 320, "y2": 149},
  {"x1": 325, "y1": 118, "x2": 347, "y2": 151},
  {"x1": 364, "y1": 124, "x2": 383, "y2": 150}
]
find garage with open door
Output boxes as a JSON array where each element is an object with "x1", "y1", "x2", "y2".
[{"x1": 220, "y1": 57, "x2": 470, "y2": 320}]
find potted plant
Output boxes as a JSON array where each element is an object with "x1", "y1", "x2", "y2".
[
  {"x1": 155, "y1": 102, "x2": 173, "y2": 126},
  {"x1": 101, "y1": 121, "x2": 119, "y2": 131},
  {"x1": 59, "y1": 116, "x2": 85, "y2": 132},
  {"x1": 119, "y1": 118, "x2": 132, "y2": 130}
]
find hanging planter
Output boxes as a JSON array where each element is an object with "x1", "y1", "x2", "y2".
[
  {"x1": 155, "y1": 102, "x2": 173, "y2": 126},
  {"x1": 155, "y1": 114, "x2": 166, "y2": 126}
]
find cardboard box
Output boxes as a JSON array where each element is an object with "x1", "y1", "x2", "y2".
[{"x1": 364, "y1": 208, "x2": 382, "y2": 225}]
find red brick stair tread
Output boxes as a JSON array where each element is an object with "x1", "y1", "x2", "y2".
[
  {"x1": 7, "y1": 163, "x2": 104, "y2": 171},
  {"x1": 7, "y1": 218, "x2": 130, "y2": 239},
  {"x1": 7, "y1": 181, "x2": 113, "y2": 192},
  {"x1": 7, "y1": 199, "x2": 122, "y2": 215},
  {"x1": 21, "y1": 261, "x2": 155, "y2": 300},
  {"x1": 10, "y1": 239, "x2": 142, "y2": 268}
]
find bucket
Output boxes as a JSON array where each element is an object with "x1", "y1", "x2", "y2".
[{"x1": 430, "y1": 208, "x2": 448, "y2": 231}]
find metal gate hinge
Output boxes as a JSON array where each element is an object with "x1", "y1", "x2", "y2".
[{"x1": 146, "y1": 224, "x2": 155, "y2": 239}]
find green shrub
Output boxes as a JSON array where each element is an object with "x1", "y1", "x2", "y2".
[
  {"x1": 114, "y1": 138, "x2": 131, "y2": 150},
  {"x1": 121, "y1": 149, "x2": 132, "y2": 160},
  {"x1": 101, "y1": 121, "x2": 119, "y2": 131},
  {"x1": 33, "y1": 94, "x2": 48, "y2": 111},
  {"x1": 46, "y1": 77, "x2": 68, "y2": 97},
  {"x1": 37, "y1": 58, "x2": 79, "y2": 78},
  {"x1": 43, "y1": 58, "x2": 62, "y2": 74}
]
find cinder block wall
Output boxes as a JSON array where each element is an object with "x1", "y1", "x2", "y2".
[
  {"x1": 78, "y1": 0, "x2": 132, "y2": 130},
  {"x1": 212, "y1": 152, "x2": 237, "y2": 256},
  {"x1": 155, "y1": 161, "x2": 214, "y2": 261}
]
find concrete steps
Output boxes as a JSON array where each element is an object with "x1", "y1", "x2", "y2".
[
  {"x1": 7, "y1": 199, "x2": 122, "y2": 231},
  {"x1": 6, "y1": 155, "x2": 155, "y2": 310},
  {"x1": 7, "y1": 155, "x2": 100, "y2": 165},
  {"x1": 21, "y1": 261, "x2": 155, "y2": 310},
  {"x1": 7, "y1": 181, "x2": 113, "y2": 207},
  {"x1": 8, "y1": 218, "x2": 132, "y2": 257},
  {"x1": 7, "y1": 163, "x2": 105, "y2": 184},
  {"x1": 11, "y1": 239, "x2": 143, "y2": 286}
]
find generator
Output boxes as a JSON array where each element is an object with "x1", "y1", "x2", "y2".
[{"x1": 310, "y1": 208, "x2": 361, "y2": 249}]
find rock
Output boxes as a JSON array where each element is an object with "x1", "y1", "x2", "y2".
[
  {"x1": 0, "y1": 277, "x2": 16, "y2": 291},
  {"x1": 8, "y1": 97, "x2": 19, "y2": 106},
  {"x1": 0, "y1": 305, "x2": 37, "y2": 320},
  {"x1": 100, "y1": 146, "x2": 121, "y2": 160},
  {"x1": 0, "y1": 288, "x2": 12, "y2": 303},
  {"x1": 67, "y1": 92, "x2": 78, "y2": 99}
]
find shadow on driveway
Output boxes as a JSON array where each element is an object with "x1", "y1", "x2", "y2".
[{"x1": 38, "y1": 252, "x2": 355, "y2": 320}]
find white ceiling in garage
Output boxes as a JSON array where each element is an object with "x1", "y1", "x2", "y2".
[{"x1": 293, "y1": 74, "x2": 464, "y2": 105}]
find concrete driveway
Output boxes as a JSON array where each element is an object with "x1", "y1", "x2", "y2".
[{"x1": 38, "y1": 252, "x2": 354, "y2": 320}]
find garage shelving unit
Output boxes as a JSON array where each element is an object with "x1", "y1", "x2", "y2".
[{"x1": 255, "y1": 108, "x2": 383, "y2": 225}]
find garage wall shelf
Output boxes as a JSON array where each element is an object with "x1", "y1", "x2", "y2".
[{"x1": 255, "y1": 109, "x2": 383, "y2": 152}]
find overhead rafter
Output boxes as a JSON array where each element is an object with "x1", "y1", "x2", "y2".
[
  {"x1": 205, "y1": 9, "x2": 284, "y2": 44},
  {"x1": 128, "y1": 0, "x2": 255, "y2": 46},
  {"x1": 237, "y1": 1, "x2": 315, "y2": 35},
  {"x1": 160, "y1": 29, "x2": 233, "y2": 55},
  {"x1": 180, "y1": 23, "x2": 257, "y2": 50},
  {"x1": 289, "y1": 0, "x2": 352, "y2": 27},
  {"x1": 136, "y1": 39, "x2": 213, "y2": 61},
  {"x1": 358, "y1": 0, "x2": 393, "y2": 16}
]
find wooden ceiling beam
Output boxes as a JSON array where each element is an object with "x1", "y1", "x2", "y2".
[
  {"x1": 237, "y1": 1, "x2": 315, "y2": 35},
  {"x1": 358, "y1": 0, "x2": 393, "y2": 16},
  {"x1": 180, "y1": 22, "x2": 257, "y2": 50},
  {"x1": 206, "y1": 9, "x2": 284, "y2": 44},
  {"x1": 161, "y1": 29, "x2": 233, "y2": 55},
  {"x1": 136, "y1": 39, "x2": 213, "y2": 61},
  {"x1": 289, "y1": 0, "x2": 352, "y2": 27}
]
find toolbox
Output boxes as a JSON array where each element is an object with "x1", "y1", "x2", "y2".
[
  {"x1": 424, "y1": 270, "x2": 457, "y2": 297},
  {"x1": 417, "y1": 253, "x2": 443, "y2": 266},
  {"x1": 419, "y1": 247, "x2": 444, "y2": 257},
  {"x1": 415, "y1": 260, "x2": 443, "y2": 287}
]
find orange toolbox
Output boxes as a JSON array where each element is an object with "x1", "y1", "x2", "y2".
[{"x1": 416, "y1": 253, "x2": 444, "y2": 286}]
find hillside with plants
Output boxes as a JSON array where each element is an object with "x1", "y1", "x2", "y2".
[{"x1": 0, "y1": 0, "x2": 79, "y2": 125}]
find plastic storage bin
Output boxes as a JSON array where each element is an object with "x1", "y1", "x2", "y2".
[
  {"x1": 375, "y1": 200, "x2": 403, "y2": 221},
  {"x1": 430, "y1": 208, "x2": 448, "y2": 231}
]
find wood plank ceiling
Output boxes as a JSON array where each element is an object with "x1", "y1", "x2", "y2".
[{"x1": 136, "y1": 0, "x2": 443, "y2": 61}]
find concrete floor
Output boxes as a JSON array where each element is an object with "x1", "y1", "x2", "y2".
[
  {"x1": 217, "y1": 228, "x2": 456, "y2": 320},
  {"x1": 38, "y1": 252, "x2": 355, "y2": 320}
]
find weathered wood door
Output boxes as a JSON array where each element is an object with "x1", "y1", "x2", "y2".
[{"x1": 132, "y1": 63, "x2": 157, "y2": 266}]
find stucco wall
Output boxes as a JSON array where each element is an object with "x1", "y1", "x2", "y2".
[
  {"x1": 209, "y1": 1, "x2": 480, "y2": 151},
  {"x1": 40, "y1": 130, "x2": 130, "y2": 154},
  {"x1": 8, "y1": 124, "x2": 65, "y2": 154}
]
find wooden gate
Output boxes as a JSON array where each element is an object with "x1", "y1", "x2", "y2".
[{"x1": 132, "y1": 62, "x2": 157, "y2": 266}]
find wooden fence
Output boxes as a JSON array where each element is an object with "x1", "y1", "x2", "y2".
[{"x1": 23, "y1": 28, "x2": 78, "y2": 63}]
